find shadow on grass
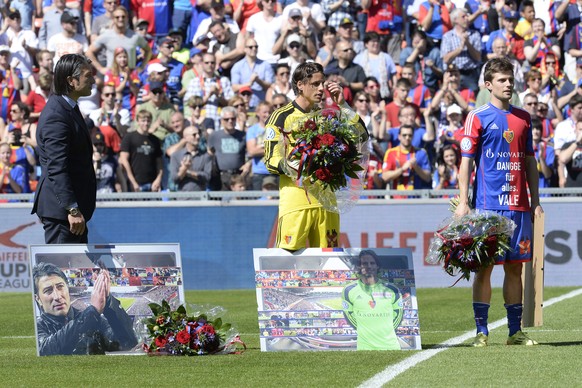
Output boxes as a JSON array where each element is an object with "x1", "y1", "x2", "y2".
[{"x1": 543, "y1": 341, "x2": 582, "y2": 347}]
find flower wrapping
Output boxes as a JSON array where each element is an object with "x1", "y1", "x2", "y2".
[
  {"x1": 141, "y1": 301, "x2": 242, "y2": 356},
  {"x1": 426, "y1": 207, "x2": 517, "y2": 282},
  {"x1": 279, "y1": 108, "x2": 369, "y2": 213}
]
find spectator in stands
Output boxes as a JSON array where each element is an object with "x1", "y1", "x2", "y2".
[
  {"x1": 231, "y1": 37, "x2": 274, "y2": 109},
  {"x1": 33, "y1": 262, "x2": 137, "y2": 355},
  {"x1": 131, "y1": 0, "x2": 172, "y2": 39},
  {"x1": 531, "y1": 118, "x2": 554, "y2": 189},
  {"x1": 486, "y1": 9, "x2": 525, "y2": 62},
  {"x1": 519, "y1": 67, "x2": 549, "y2": 104},
  {"x1": 321, "y1": 0, "x2": 359, "y2": 32},
  {"x1": 89, "y1": 0, "x2": 117, "y2": 43},
  {"x1": 377, "y1": 124, "x2": 432, "y2": 192},
  {"x1": 26, "y1": 72, "x2": 53, "y2": 123},
  {"x1": 554, "y1": 94, "x2": 582, "y2": 187},
  {"x1": 278, "y1": 34, "x2": 311, "y2": 76},
  {"x1": 361, "y1": 0, "x2": 404, "y2": 60},
  {"x1": 136, "y1": 81, "x2": 176, "y2": 142},
  {"x1": 354, "y1": 31, "x2": 397, "y2": 100},
  {"x1": 478, "y1": 36, "x2": 524, "y2": 94},
  {"x1": 247, "y1": 101, "x2": 276, "y2": 190},
  {"x1": 524, "y1": 18, "x2": 560, "y2": 67},
  {"x1": 147, "y1": 39, "x2": 184, "y2": 110},
  {"x1": 328, "y1": 40, "x2": 366, "y2": 94},
  {"x1": 267, "y1": 63, "x2": 294, "y2": 102},
  {"x1": 184, "y1": 96, "x2": 215, "y2": 136},
  {"x1": 400, "y1": 29, "x2": 443, "y2": 94},
  {"x1": 208, "y1": 21, "x2": 245, "y2": 78},
  {"x1": 281, "y1": 0, "x2": 326, "y2": 36},
  {"x1": 387, "y1": 103, "x2": 434, "y2": 152},
  {"x1": 334, "y1": 15, "x2": 363, "y2": 54},
  {"x1": 47, "y1": 12, "x2": 88, "y2": 67},
  {"x1": 207, "y1": 106, "x2": 250, "y2": 190},
  {"x1": 0, "y1": 141, "x2": 29, "y2": 193},
  {"x1": 88, "y1": 84, "x2": 130, "y2": 150},
  {"x1": 193, "y1": 0, "x2": 240, "y2": 46},
  {"x1": 169, "y1": 125, "x2": 213, "y2": 192},
  {"x1": 104, "y1": 47, "x2": 141, "y2": 117},
  {"x1": 417, "y1": 0, "x2": 453, "y2": 44},
  {"x1": 230, "y1": 94, "x2": 255, "y2": 131},
  {"x1": 522, "y1": 93, "x2": 539, "y2": 118},
  {"x1": 183, "y1": 52, "x2": 235, "y2": 129},
  {"x1": 86, "y1": 6, "x2": 151, "y2": 75},
  {"x1": 401, "y1": 63, "x2": 432, "y2": 113},
  {"x1": 39, "y1": 0, "x2": 84, "y2": 50},
  {"x1": 433, "y1": 144, "x2": 459, "y2": 190},
  {"x1": 0, "y1": 45, "x2": 22, "y2": 122},
  {"x1": 92, "y1": 131, "x2": 124, "y2": 193},
  {"x1": 119, "y1": 110, "x2": 163, "y2": 192},
  {"x1": 559, "y1": 120, "x2": 582, "y2": 187},
  {"x1": 431, "y1": 64, "x2": 475, "y2": 119},
  {"x1": 271, "y1": 93, "x2": 290, "y2": 110},
  {"x1": 162, "y1": 111, "x2": 189, "y2": 190},
  {"x1": 246, "y1": 0, "x2": 284, "y2": 67},
  {"x1": 440, "y1": 8, "x2": 482, "y2": 92},
  {"x1": 315, "y1": 26, "x2": 337, "y2": 69},
  {"x1": 385, "y1": 78, "x2": 416, "y2": 129},
  {"x1": 3, "y1": 9, "x2": 38, "y2": 96}
]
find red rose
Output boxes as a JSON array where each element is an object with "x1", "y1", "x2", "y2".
[
  {"x1": 321, "y1": 108, "x2": 337, "y2": 119},
  {"x1": 156, "y1": 315, "x2": 165, "y2": 325},
  {"x1": 155, "y1": 336, "x2": 167, "y2": 347},
  {"x1": 196, "y1": 324, "x2": 216, "y2": 335},
  {"x1": 176, "y1": 329, "x2": 191, "y2": 344},
  {"x1": 304, "y1": 119, "x2": 317, "y2": 131},
  {"x1": 321, "y1": 133, "x2": 336, "y2": 146},
  {"x1": 312, "y1": 135, "x2": 323, "y2": 149},
  {"x1": 315, "y1": 167, "x2": 332, "y2": 182}
]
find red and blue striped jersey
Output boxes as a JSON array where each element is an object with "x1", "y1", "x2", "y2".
[
  {"x1": 458, "y1": 103, "x2": 534, "y2": 211},
  {"x1": 131, "y1": 0, "x2": 172, "y2": 37}
]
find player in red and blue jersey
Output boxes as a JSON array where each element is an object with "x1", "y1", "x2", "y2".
[{"x1": 455, "y1": 58, "x2": 543, "y2": 347}]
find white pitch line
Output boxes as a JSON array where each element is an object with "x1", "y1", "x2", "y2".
[{"x1": 358, "y1": 288, "x2": 582, "y2": 388}]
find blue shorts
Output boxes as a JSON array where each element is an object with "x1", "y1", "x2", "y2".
[{"x1": 494, "y1": 210, "x2": 532, "y2": 264}]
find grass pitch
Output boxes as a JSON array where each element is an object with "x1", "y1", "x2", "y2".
[{"x1": 2, "y1": 287, "x2": 581, "y2": 387}]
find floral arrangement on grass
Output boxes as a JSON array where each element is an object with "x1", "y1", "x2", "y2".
[
  {"x1": 280, "y1": 108, "x2": 369, "y2": 213},
  {"x1": 142, "y1": 301, "x2": 240, "y2": 356},
  {"x1": 426, "y1": 197, "x2": 516, "y2": 283}
]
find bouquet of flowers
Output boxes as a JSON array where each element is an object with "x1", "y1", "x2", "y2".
[
  {"x1": 142, "y1": 300, "x2": 242, "y2": 356},
  {"x1": 280, "y1": 108, "x2": 369, "y2": 213},
  {"x1": 426, "y1": 198, "x2": 516, "y2": 283}
]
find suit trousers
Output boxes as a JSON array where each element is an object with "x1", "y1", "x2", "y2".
[{"x1": 41, "y1": 217, "x2": 89, "y2": 244}]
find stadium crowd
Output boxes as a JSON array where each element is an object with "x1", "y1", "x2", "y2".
[{"x1": 1, "y1": 0, "x2": 581, "y2": 195}]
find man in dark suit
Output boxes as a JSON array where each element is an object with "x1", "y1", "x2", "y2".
[{"x1": 32, "y1": 54, "x2": 97, "y2": 243}]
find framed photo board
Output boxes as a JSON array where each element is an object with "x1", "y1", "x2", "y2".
[
  {"x1": 30, "y1": 244, "x2": 184, "y2": 356},
  {"x1": 253, "y1": 248, "x2": 421, "y2": 351}
]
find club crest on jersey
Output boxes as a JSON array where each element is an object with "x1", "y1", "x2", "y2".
[
  {"x1": 460, "y1": 137, "x2": 472, "y2": 151},
  {"x1": 265, "y1": 127, "x2": 276, "y2": 140},
  {"x1": 519, "y1": 238, "x2": 531, "y2": 255},
  {"x1": 284, "y1": 235, "x2": 292, "y2": 244},
  {"x1": 368, "y1": 300, "x2": 376, "y2": 309},
  {"x1": 503, "y1": 129, "x2": 514, "y2": 143}
]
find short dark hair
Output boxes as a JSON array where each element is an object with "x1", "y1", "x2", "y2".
[
  {"x1": 53, "y1": 54, "x2": 92, "y2": 95},
  {"x1": 399, "y1": 124, "x2": 415, "y2": 135},
  {"x1": 483, "y1": 57, "x2": 514, "y2": 83},
  {"x1": 32, "y1": 262, "x2": 67, "y2": 295},
  {"x1": 570, "y1": 94, "x2": 582, "y2": 109},
  {"x1": 357, "y1": 250, "x2": 381, "y2": 267},
  {"x1": 12, "y1": 101, "x2": 30, "y2": 120},
  {"x1": 364, "y1": 31, "x2": 380, "y2": 44},
  {"x1": 530, "y1": 117, "x2": 542, "y2": 131},
  {"x1": 292, "y1": 62, "x2": 324, "y2": 95}
]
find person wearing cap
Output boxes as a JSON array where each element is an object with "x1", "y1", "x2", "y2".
[
  {"x1": 32, "y1": 54, "x2": 96, "y2": 243},
  {"x1": 39, "y1": 0, "x2": 84, "y2": 50},
  {"x1": 208, "y1": 21, "x2": 245, "y2": 78},
  {"x1": 440, "y1": 8, "x2": 482, "y2": 93},
  {"x1": 354, "y1": 31, "x2": 398, "y2": 100},
  {"x1": 321, "y1": 0, "x2": 359, "y2": 32},
  {"x1": 86, "y1": 6, "x2": 151, "y2": 75},
  {"x1": 278, "y1": 34, "x2": 310, "y2": 76},
  {"x1": 281, "y1": 0, "x2": 326, "y2": 35},
  {"x1": 92, "y1": 130, "x2": 125, "y2": 193},
  {"x1": 192, "y1": 0, "x2": 240, "y2": 48},
  {"x1": 134, "y1": 19, "x2": 157, "y2": 69},
  {"x1": 361, "y1": 0, "x2": 404, "y2": 60},
  {"x1": 334, "y1": 15, "x2": 364, "y2": 54},
  {"x1": 4, "y1": 8, "x2": 39, "y2": 95},
  {"x1": 47, "y1": 12, "x2": 88, "y2": 65},
  {"x1": 485, "y1": 9, "x2": 525, "y2": 62},
  {"x1": 136, "y1": 80, "x2": 176, "y2": 142},
  {"x1": 245, "y1": 0, "x2": 284, "y2": 66},
  {"x1": 183, "y1": 51, "x2": 235, "y2": 129},
  {"x1": 273, "y1": 8, "x2": 317, "y2": 59},
  {"x1": 148, "y1": 36, "x2": 185, "y2": 109},
  {"x1": 438, "y1": 103, "x2": 463, "y2": 148},
  {"x1": 231, "y1": 37, "x2": 274, "y2": 109},
  {"x1": 168, "y1": 28, "x2": 190, "y2": 65}
]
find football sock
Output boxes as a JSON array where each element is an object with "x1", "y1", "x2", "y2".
[
  {"x1": 506, "y1": 303, "x2": 523, "y2": 336},
  {"x1": 473, "y1": 302, "x2": 490, "y2": 335}
]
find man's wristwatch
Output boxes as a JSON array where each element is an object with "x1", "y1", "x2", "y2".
[{"x1": 68, "y1": 207, "x2": 80, "y2": 216}]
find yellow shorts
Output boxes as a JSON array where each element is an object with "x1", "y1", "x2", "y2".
[{"x1": 276, "y1": 208, "x2": 340, "y2": 250}]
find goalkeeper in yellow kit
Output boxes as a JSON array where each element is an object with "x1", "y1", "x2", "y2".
[{"x1": 263, "y1": 62, "x2": 366, "y2": 251}]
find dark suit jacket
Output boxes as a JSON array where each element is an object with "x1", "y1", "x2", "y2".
[{"x1": 32, "y1": 95, "x2": 97, "y2": 221}]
